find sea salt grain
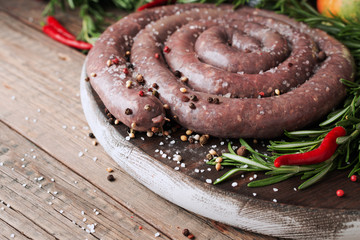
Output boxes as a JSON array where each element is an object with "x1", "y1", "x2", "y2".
[
  {"x1": 155, "y1": 232, "x2": 161, "y2": 237},
  {"x1": 253, "y1": 193, "x2": 257, "y2": 196},
  {"x1": 78, "y1": 151, "x2": 84, "y2": 157},
  {"x1": 206, "y1": 179, "x2": 212, "y2": 184},
  {"x1": 273, "y1": 199, "x2": 278, "y2": 203},
  {"x1": 273, "y1": 188, "x2": 279, "y2": 192},
  {"x1": 231, "y1": 182, "x2": 238, "y2": 187}
]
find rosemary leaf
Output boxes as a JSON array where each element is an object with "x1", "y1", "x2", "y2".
[{"x1": 247, "y1": 173, "x2": 296, "y2": 187}]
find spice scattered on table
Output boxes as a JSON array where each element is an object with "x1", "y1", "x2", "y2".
[
  {"x1": 336, "y1": 189, "x2": 345, "y2": 197},
  {"x1": 107, "y1": 174, "x2": 115, "y2": 182}
]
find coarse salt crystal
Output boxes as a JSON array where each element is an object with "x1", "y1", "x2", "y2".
[
  {"x1": 273, "y1": 188, "x2": 279, "y2": 192},
  {"x1": 174, "y1": 166, "x2": 180, "y2": 171},
  {"x1": 194, "y1": 169, "x2": 199, "y2": 173},
  {"x1": 180, "y1": 163, "x2": 185, "y2": 168},
  {"x1": 206, "y1": 179, "x2": 212, "y2": 184},
  {"x1": 231, "y1": 182, "x2": 238, "y2": 187},
  {"x1": 253, "y1": 193, "x2": 257, "y2": 196},
  {"x1": 155, "y1": 232, "x2": 161, "y2": 237},
  {"x1": 273, "y1": 199, "x2": 278, "y2": 203},
  {"x1": 78, "y1": 151, "x2": 84, "y2": 157}
]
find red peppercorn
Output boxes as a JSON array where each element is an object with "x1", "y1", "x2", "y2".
[
  {"x1": 148, "y1": 88, "x2": 153, "y2": 92},
  {"x1": 154, "y1": 53, "x2": 160, "y2": 59},
  {"x1": 350, "y1": 175, "x2": 357, "y2": 182},
  {"x1": 112, "y1": 58, "x2": 119, "y2": 64},
  {"x1": 259, "y1": 91, "x2": 265, "y2": 97},
  {"x1": 163, "y1": 46, "x2": 171, "y2": 53},
  {"x1": 138, "y1": 90, "x2": 145, "y2": 97},
  {"x1": 336, "y1": 189, "x2": 344, "y2": 197},
  {"x1": 123, "y1": 68, "x2": 129, "y2": 75}
]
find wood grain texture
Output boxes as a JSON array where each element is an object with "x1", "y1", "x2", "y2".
[
  {"x1": 81, "y1": 61, "x2": 360, "y2": 239},
  {"x1": 0, "y1": 7, "x2": 269, "y2": 240}
]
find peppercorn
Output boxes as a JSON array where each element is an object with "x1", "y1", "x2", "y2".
[
  {"x1": 336, "y1": 189, "x2": 344, "y2": 197},
  {"x1": 258, "y1": 91, "x2": 265, "y2": 97},
  {"x1": 106, "y1": 167, "x2": 113, "y2": 173},
  {"x1": 187, "y1": 234, "x2": 195, "y2": 239},
  {"x1": 138, "y1": 90, "x2": 145, "y2": 97},
  {"x1": 125, "y1": 51, "x2": 131, "y2": 56},
  {"x1": 106, "y1": 59, "x2": 112, "y2": 67},
  {"x1": 174, "y1": 70, "x2": 181, "y2": 78},
  {"x1": 136, "y1": 74, "x2": 144, "y2": 83},
  {"x1": 236, "y1": 146, "x2": 248, "y2": 156},
  {"x1": 112, "y1": 58, "x2": 119, "y2": 65},
  {"x1": 180, "y1": 87, "x2": 187, "y2": 93},
  {"x1": 189, "y1": 103, "x2": 196, "y2": 109},
  {"x1": 182, "y1": 96, "x2": 190, "y2": 102},
  {"x1": 213, "y1": 98, "x2": 220, "y2": 104},
  {"x1": 317, "y1": 51, "x2": 326, "y2": 61},
  {"x1": 180, "y1": 135, "x2": 188, "y2": 141},
  {"x1": 152, "y1": 83, "x2": 159, "y2": 89},
  {"x1": 154, "y1": 53, "x2": 160, "y2": 59},
  {"x1": 200, "y1": 134, "x2": 210, "y2": 146},
  {"x1": 180, "y1": 76, "x2": 188, "y2": 83},
  {"x1": 350, "y1": 175, "x2": 357, "y2": 182},
  {"x1": 125, "y1": 108, "x2": 133, "y2": 115},
  {"x1": 85, "y1": 76, "x2": 90, "y2": 82},
  {"x1": 186, "y1": 130, "x2": 193, "y2": 135},
  {"x1": 127, "y1": 63, "x2": 134, "y2": 69},
  {"x1": 104, "y1": 108, "x2": 109, "y2": 114},
  {"x1": 206, "y1": 153, "x2": 213, "y2": 160},
  {"x1": 163, "y1": 104, "x2": 170, "y2": 110},
  {"x1": 114, "y1": 119, "x2": 120, "y2": 125},
  {"x1": 190, "y1": 95, "x2": 198, "y2": 102},
  {"x1": 89, "y1": 132, "x2": 95, "y2": 138},
  {"x1": 207, "y1": 97, "x2": 214, "y2": 103},
  {"x1": 148, "y1": 88, "x2": 153, "y2": 92},
  {"x1": 123, "y1": 68, "x2": 129, "y2": 75},
  {"x1": 92, "y1": 140, "x2": 98, "y2": 146},
  {"x1": 215, "y1": 162, "x2": 221, "y2": 171},
  {"x1": 107, "y1": 174, "x2": 115, "y2": 182},
  {"x1": 288, "y1": 62, "x2": 293, "y2": 67},
  {"x1": 90, "y1": 72, "x2": 97, "y2": 77},
  {"x1": 163, "y1": 46, "x2": 171, "y2": 53},
  {"x1": 188, "y1": 137, "x2": 195, "y2": 144},
  {"x1": 144, "y1": 104, "x2": 151, "y2": 111},
  {"x1": 152, "y1": 90, "x2": 159, "y2": 98},
  {"x1": 108, "y1": 118, "x2": 114, "y2": 124},
  {"x1": 182, "y1": 229, "x2": 190, "y2": 237}
]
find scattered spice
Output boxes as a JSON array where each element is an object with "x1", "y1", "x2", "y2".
[
  {"x1": 288, "y1": 62, "x2": 293, "y2": 67},
  {"x1": 317, "y1": 51, "x2": 326, "y2": 61},
  {"x1": 199, "y1": 134, "x2": 210, "y2": 146},
  {"x1": 139, "y1": 226, "x2": 143, "y2": 230},
  {"x1": 259, "y1": 91, "x2": 265, "y2": 97},
  {"x1": 152, "y1": 90, "x2": 159, "y2": 97},
  {"x1": 131, "y1": 122, "x2": 137, "y2": 129},
  {"x1": 125, "y1": 51, "x2": 131, "y2": 56},
  {"x1": 138, "y1": 90, "x2": 145, "y2": 97},
  {"x1": 190, "y1": 95, "x2": 198, "y2": 101},
  {"x1": 108, "y1": 118, "x2": 114, "y2": 124},
  {"x1": 174, "y1": 70, "x2": 181, "y2": 78},
  {"x1": 180, "y1": 135, "x2": 188, "y2": 142},
  {"x1": 152, "y1": 83, "x2": 159, "y2": 89},
  {"x1": 136, "y1": 74, "x2": 144, "y2": 83},
  {"x1": 182, "y1": 96, "x2": 190, "y2": 102},
  {"x1": 85, "y1": 76, "x2": 90, "y2": 82},
  {"x1": 209, "y1": 149, "x2": 217, "y2": 156},
  {"x1": 163, "y1": 104, "x2": 170, "y2": 110},
  {"x1": 90, "y1": 72, "x2": 97, "y2": 77},
  {"x1": 182, "y1": 229, "x2": 190, "y2": 237},
  {"x1": 274, "y1": 126, "x2": 346, "y2": 167},
  {"x1": 215, "y1": 157, "x2": 223, "y2": 163},
  {"x1": 236, "y1": 146, "x2": 248, "y2": 156},
  {"x1": 106, "y1": 59, "x2": 112, "y2": 67},
  {"x1": 350, "y1": 175, "x2": 357, "y2": 182},
  {"x1": 107, "y1": 174, "x2": 115, "y2": 182},
  {"x1": 144, "y1": 104, "x2": 151, "y2": 111},
  {"x1": 126, "y1": 80, "x2": 132, "y2": 88},
  {"x1": 89, "y1": 132, "x2": 95, "y2": 138},
  {"x1": 186, "y1": 130, "x2": 193, "y2": 135},
  {"x1": 213, "y1": 98, "x2": 220, "y2": 104},
  {"x1": 180, "y1": 76, "x2": 188, "y2": 83},
  {"x1": 206, "y1": 153, "x2": 213, "y2": 160},
  {"x1": 154, "y1": 53, "x2": 160, "y2": 59},
  {"x1": 123, "y1": 68, "x2": 129, "y2": 74},
  {"x1": 92, "y1": 140, "x2": 98, "y2": 146},
  {"x1": 180, "y1": 87, "x2": 187, "y2": 93},
  {"x1": 275, "y1": 89, "x2": 280, "y2": 95},
  {"x1": 187, "y1": 234, "x2": 195, "y2": 239},
  {"x1": 129, "y1": 132, "x2": 135, "y2": 138},
  {"x1": 336, "y1": 189, "x2": 344, "y2": 197},
  {"x1": 114, "y1": 119, "x2": 120, "y2": 125},
  {"x1": 188, "y1": 137, "x2": 195, "y2": 144},
  {"x1": 163, "y1": 46, "x2": 171, "y2": 53},
  {"x1": 215, "y1": 162, "x2": 221, "y2": 171},
  {"x1": 106, "y1": 167, "x2": 113, "y2": 173},
  {"x1": 151, "y1": 127, "x2": 160, "y2": 133},
  {"x1": 125, "y1": 108, "x2": 133, "y2": 115},
  {"x1": 147, "y1": 131, "x2": 154, "y2": 137},
  {"x1": 207, "y1": 97, "x2": 213, "y2": 103},
  {"x1": 189, "y1": 103, "x2": 196, "y2": 109},
  {"x1": 112, "y1": 58, "x2": 119, "y2": 65}
]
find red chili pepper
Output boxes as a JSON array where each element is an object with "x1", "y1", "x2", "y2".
[
  {"x1": 274, "y1": 126, "x2": 346, "y2": 167},
  {"x1": 137, "y1": 0, "x2": 177, "y2": 11},
  {"x1": 46, "y1": 16, "x2": 76, "y2": 40},
  {"x1": 42, "y1": 25, "x2": 92, "y2": 50}
]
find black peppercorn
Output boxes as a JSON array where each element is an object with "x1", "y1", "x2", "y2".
[
  {"x1": 189, "y1": 103, "x2": 196, "y2": 109},
  {"x1": 182, "y1": 96, "x2": 190, "y2": 102},
  {"x1": 88, "y1": 133, "x2": 95, "y2": 139},
  {"x1": 174, "y1": 70, "x2": 181, "y2": 78},
  {"x1": 107, "y1": 174, "x2": 115, "y2": 182},
  {"x1": 190, "y1": 95, "x2": 198, "y2": 102},
  {"x1": 125, "y1": 108, "x2": 133, "y2": 115},
  {"x1": 207, "y1": 97, "x2": 213, "y2": 103},
  {"x1": 213, "y1": 98, "x2": 220, "y2": 104},
  {"x1": 182, "y1": 229, "x2": 190, "y2": 237}
]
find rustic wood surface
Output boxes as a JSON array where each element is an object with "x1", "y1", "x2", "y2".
[
  {"x1": 0, "y1": 0, "x2": 273, "y2": 239},
  {"x1": 1, "y1": 0, "x2": 360, "y2": 239}
]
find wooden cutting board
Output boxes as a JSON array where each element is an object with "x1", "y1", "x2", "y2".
[{"x1": 80, "y1": 61, "x2": 360, "y2": 239}]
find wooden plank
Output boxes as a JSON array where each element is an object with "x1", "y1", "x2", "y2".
[
  {"x1": 0, "y1": 10, "x2": 269, "y2": 240},
  {"x1": 0, "y1": 121, "x2": 171, "y2": 239}
]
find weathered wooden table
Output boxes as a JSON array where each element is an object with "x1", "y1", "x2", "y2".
[
  {"x1": 0, "y1": 1, "x2": 273, "y2": 239},
  {"x1": 2, "y1": 1, "x2": 360, "y2": 239}
]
